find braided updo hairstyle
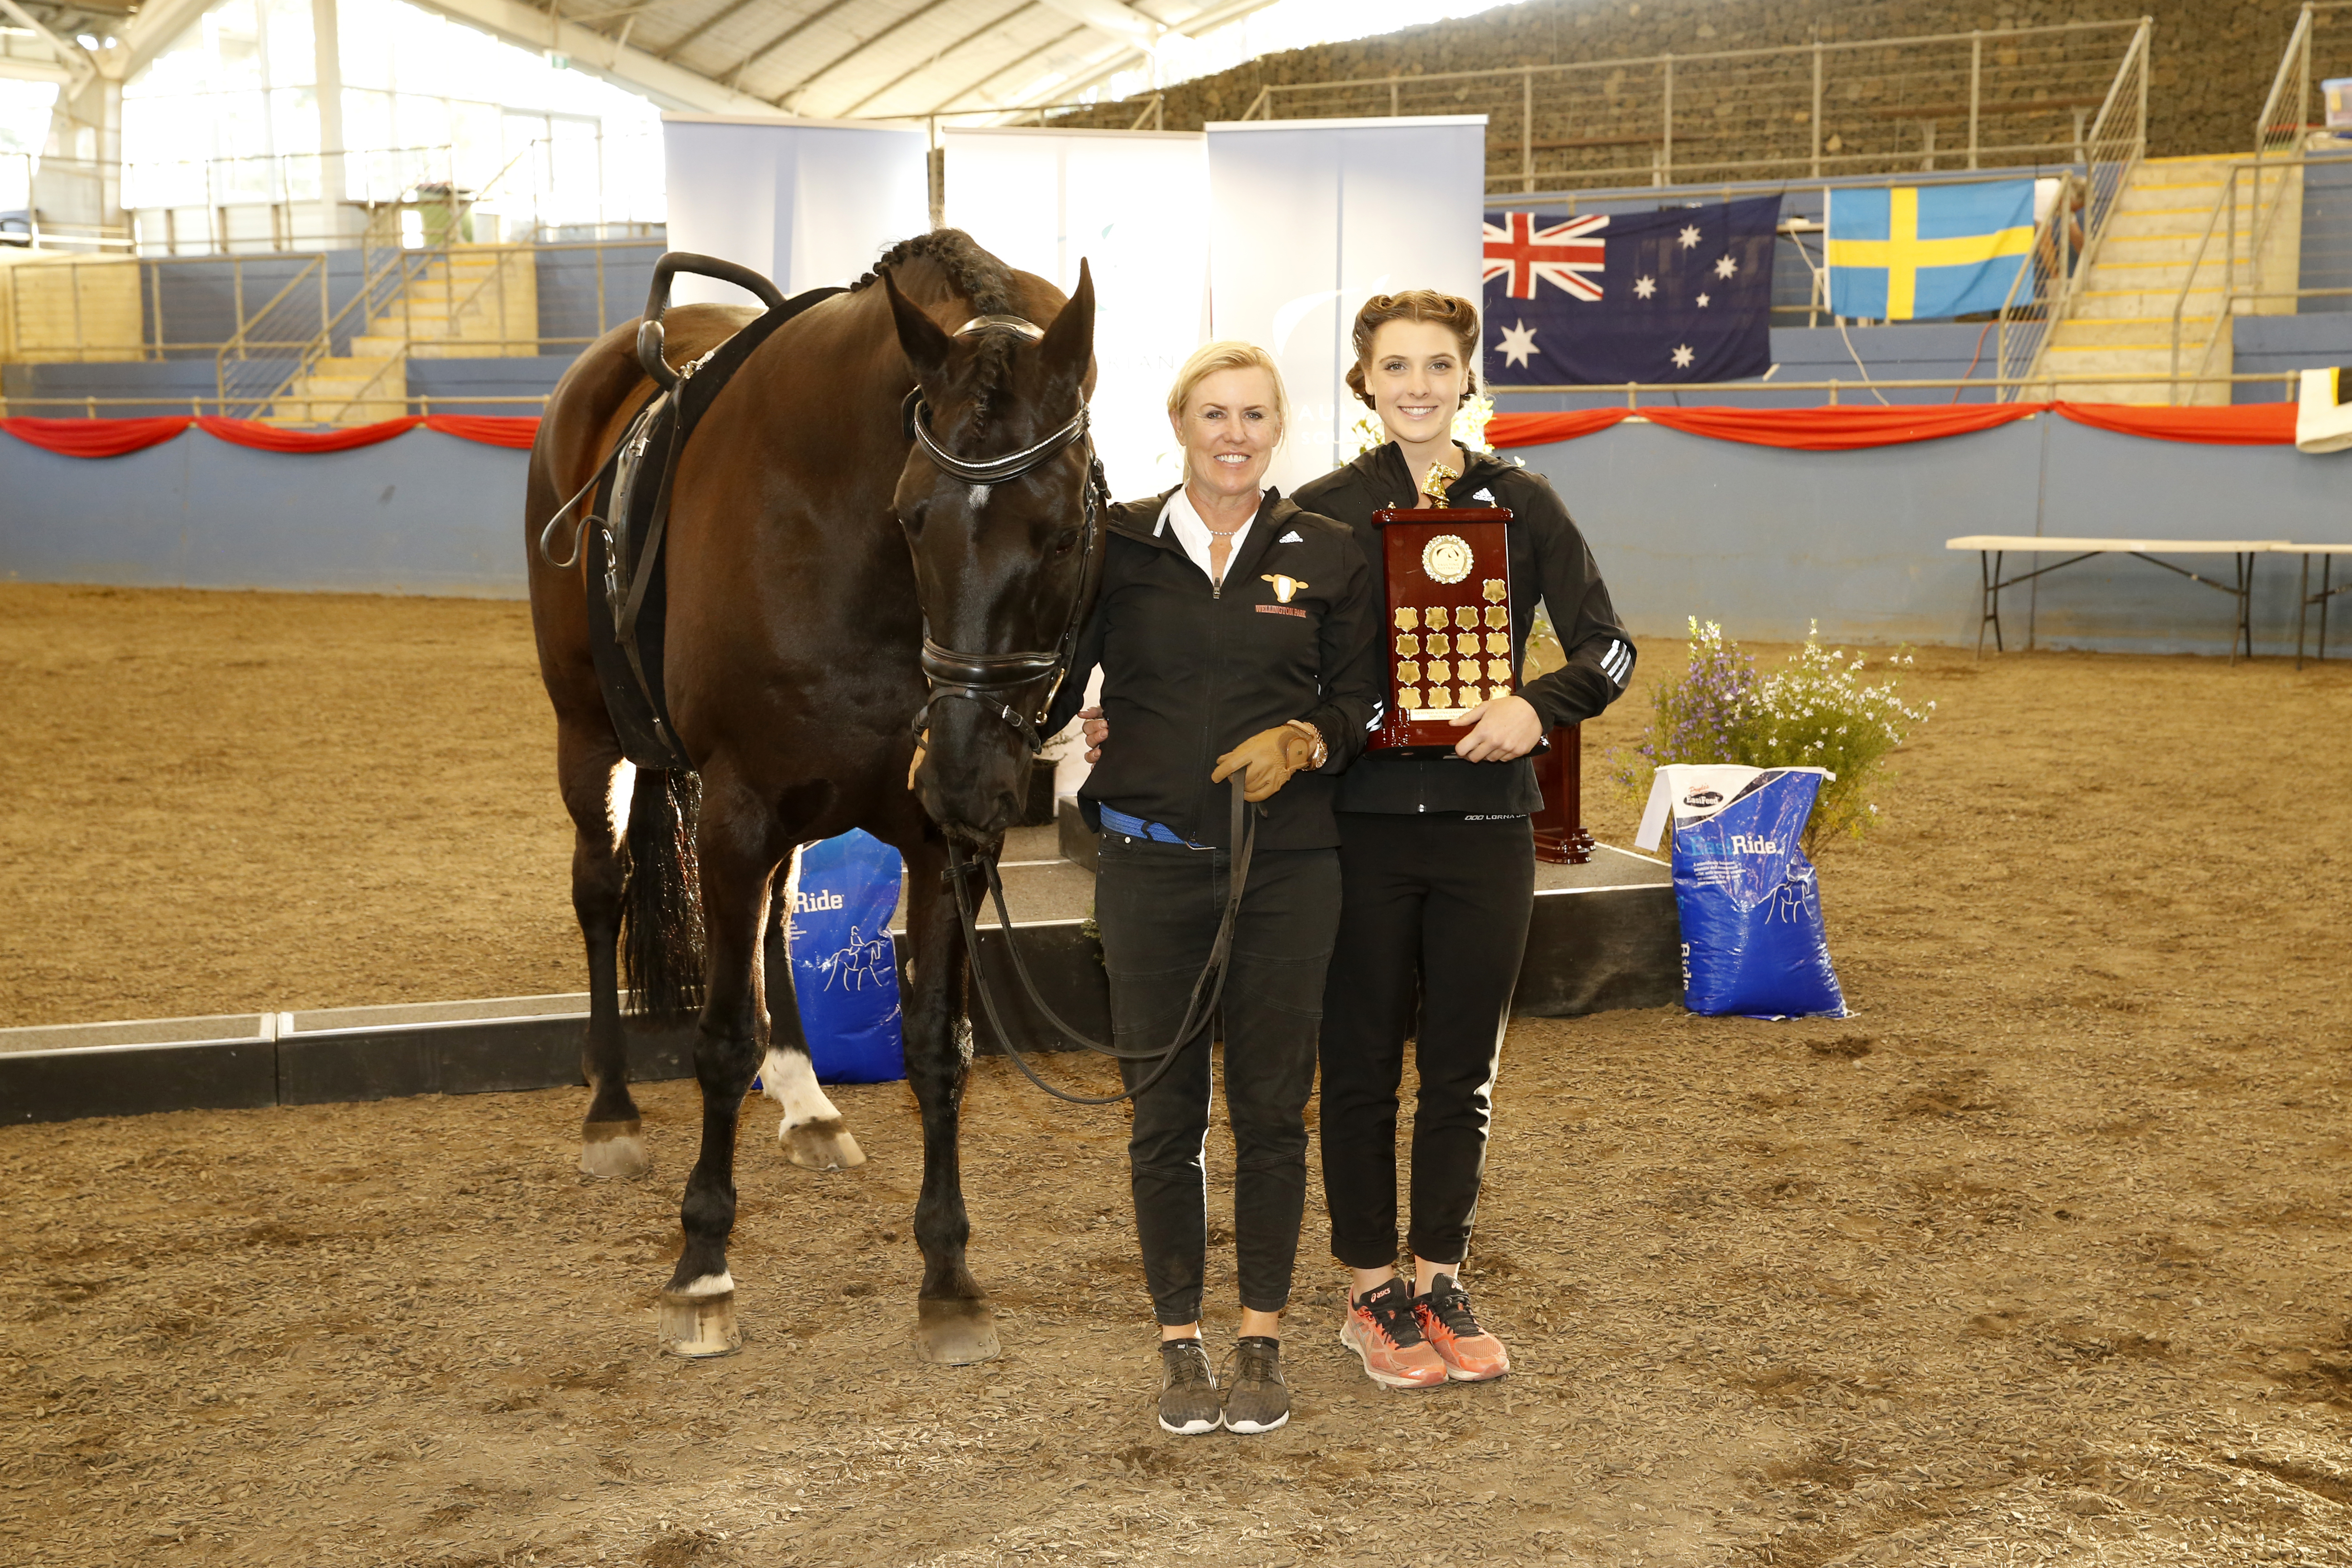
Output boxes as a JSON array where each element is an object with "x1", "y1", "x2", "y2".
[{"x1": 1343, "y1": 290, "x2": 1481, "y2": 410}]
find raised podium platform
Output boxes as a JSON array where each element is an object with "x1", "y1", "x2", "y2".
[{"x1": 0, "y1": 810, "x2": 1680, "y2": 1124}]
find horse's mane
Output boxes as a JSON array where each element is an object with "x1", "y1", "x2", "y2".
[
  {"x1": 852, "y1": 229, "x2": 1019, "y2": 315},
  {"x1": 854, "y1": 229, "x2": 1030, "y2": 426}
]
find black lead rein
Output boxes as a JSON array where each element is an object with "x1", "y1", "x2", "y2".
[
  {"x1": 901, "y1": 314, "x2": 1259, "y2": 1104},
  {"x1": 944, "y1": 773, "x2": 1256, "y2": 1107}
]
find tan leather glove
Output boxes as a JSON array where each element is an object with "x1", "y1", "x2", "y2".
[{"x1": 1210, "y1": 726, "x2": 1317, "y2": 803}]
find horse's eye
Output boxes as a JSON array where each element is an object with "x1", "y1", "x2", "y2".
[
  {"x1": 1050, "y1": 528, "x2": 1080, "y2": 556},
  {"x1": 899, "y1": 506, "x2": 925, "y2": 538}
]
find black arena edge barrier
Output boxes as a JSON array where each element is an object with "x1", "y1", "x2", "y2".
[{"x1": 0, "y1": 858, "x2": 1678, "y2": 1127}]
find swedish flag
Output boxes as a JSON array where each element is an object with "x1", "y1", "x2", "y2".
[{"x1": 1826, "y1": 181, "x2": 2035, "y2": 321}]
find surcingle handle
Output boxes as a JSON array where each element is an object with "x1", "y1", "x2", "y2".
[{"x1": 637, "y1": 252, "x2": 790, "y2": 390}]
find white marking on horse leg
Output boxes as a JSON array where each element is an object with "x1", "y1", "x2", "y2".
[
  {"x1": 679, "y1": 1271, "x2": 735, "y2": 1298},
  {"x1": 762, "y1": 1047, "x2": 866, "y2": 1170},
  {"x1": 607, "y1": 759, "x2": 637, "y2": 848}
]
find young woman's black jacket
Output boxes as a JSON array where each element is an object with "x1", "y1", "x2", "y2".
[
  {"x1": 1042, "y1": 487, "x2": 1382, "y2": 851},
  {"x1": 1290, "y1": 443, "x2": 1636, "y2": 817}
]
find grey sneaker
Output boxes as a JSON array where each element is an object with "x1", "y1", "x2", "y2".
[
  {"x1": 1157, "y1": 1338, "x2": 1221, "y2": 1435},
  {"x1": 1222, "y1": 1335, "x2": 1289, "y2": 1434}
]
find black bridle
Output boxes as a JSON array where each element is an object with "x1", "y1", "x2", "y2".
[
  {"x1": 902, "y1": 313, "x2": 1254, "y2": 1107},
  {"x1": 900, "y1": 314, "x2": 1109, "y2": 755}
]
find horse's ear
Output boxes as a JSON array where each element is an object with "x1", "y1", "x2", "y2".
[
  {"x1": 1037, "y1": 258, "x2": 1095, "y2": 392},
  {"x1": 882, "y1": 269, "x2": 954, "y2": 387}
]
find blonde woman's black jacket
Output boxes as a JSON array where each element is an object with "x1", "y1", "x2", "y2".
[
  {"x1": 1042, "y1": 488, "x2": 1382, "y2": 851},
  {"x1": 1290, "y1": 443, "x2": 1635, "y2": 817}
]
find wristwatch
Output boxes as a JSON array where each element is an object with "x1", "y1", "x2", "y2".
[{"x1": 1284, "y1": 719, "x2": 1328, "y2": 770}]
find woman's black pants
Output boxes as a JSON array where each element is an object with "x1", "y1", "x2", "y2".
[
  {"x1": 1096, "y1": 833, "x2": 1340, "y2": 1325},
  {"x1": 1319, "y1": 812, "x2": 1535, "y2": 1271}
]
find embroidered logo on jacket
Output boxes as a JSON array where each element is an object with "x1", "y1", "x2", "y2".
[{"x1": 1261, "y1": 573, "x2": 1308, "y2": 603}]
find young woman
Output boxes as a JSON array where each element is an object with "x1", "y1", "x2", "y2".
[
  {"x1": 1043, "y1": 341, "x2": 1380, "y2": 1435},
  {"x1": 1292, "y1": 291, "x2": 1637, "y2": 1389}
]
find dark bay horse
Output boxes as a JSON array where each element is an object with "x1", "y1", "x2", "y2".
[{"x1": 523, "y1": 230, "x2": 1098, "y2": 1364}]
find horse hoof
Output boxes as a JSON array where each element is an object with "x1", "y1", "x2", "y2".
[
  {"x1": 782, "y1": 1117, "x2": 867, "y2": 1171},
  {"x1": 579, "y1": 1121, "x2": 649, "y2": 1180},
  {"x1": 658, "y1": 1279, "x2": 742, "y2": 1358},
  {"x1": 915, "y1": 1297, "x2": 1000, "y2": 1366}
]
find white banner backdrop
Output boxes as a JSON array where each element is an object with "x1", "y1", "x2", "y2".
[
  {"x1": 942, "y1": 127, "x2": 1211, "y2": 501},
  {"x1": 661, "y1": 115, "x2": 929, "y2": 304},
  {"x1": 1204, "y1": 116, "x2": 1486, "y2": 495}
]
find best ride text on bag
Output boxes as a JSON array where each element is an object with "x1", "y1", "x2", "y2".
[{"x1": 1637, "y1": 764, "x2": 1848, "y2": 1021}]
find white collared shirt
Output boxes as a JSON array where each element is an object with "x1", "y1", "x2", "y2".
[{"x1": 1155, "y1": 486, "x2": 1259, "y2": 585}]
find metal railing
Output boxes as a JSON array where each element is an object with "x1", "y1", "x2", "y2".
[
  {"x1": 1494, "y1": 370, "x2": 2301, "y2": 407},
  {"x1": 2163, "y1": 0, "x2": 2352, "y2": 406},
  {"x1": 0, "y1": 393, "x2": 552, "y2": 420},
  {"x1": 0, "y1": 371, "x2": 2308, "y2": 424},
  {"x1": 2014, "y1": 16, "x2": 2151, "y2": 393},
  {"x1": 8, "y1": 133, "x2": 664, "y2": 259},
  {"x1": 212, "y1": 147, "x2": 544, "y2": 419},
  {"x1": 1223, "y1": 18, "x2": 2148, "y2": 194}
]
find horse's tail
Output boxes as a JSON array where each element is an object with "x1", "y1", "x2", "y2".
[{"x1": 619, "y1": 767, "x2": 707, "y2": 1021}]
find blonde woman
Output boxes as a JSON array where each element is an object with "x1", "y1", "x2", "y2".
[
  {"x1": 1043, "y1": 341, "x2": 1379, "y2": 1435},
  {"x1": 1295, "y1": 291, "x2": 1637, "y2": 1389}
]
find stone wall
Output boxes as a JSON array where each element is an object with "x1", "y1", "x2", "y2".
[{"x1": 1054, "y1": 1, "x2": 2350, "y2": 176}]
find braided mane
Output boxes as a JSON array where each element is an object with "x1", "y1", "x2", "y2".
[
  {"x1": 852, "y1": 229, "x2": 1020, "y2": 315},
  {"x1": 855, "y1": 229, "x2": 1030, "y2": 426}
]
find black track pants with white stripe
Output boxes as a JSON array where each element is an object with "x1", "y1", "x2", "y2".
[{"x1": 1318, "y1": 811, "x2": 1536, "y2": 1271}]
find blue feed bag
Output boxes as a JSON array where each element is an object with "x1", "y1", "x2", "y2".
[
  {"x1": 787, "y1": 829, "x2": 907, "y2": 1083},
  {"x1": 1671, "y1": 770, "x2": 1848, "y2": 1020}
]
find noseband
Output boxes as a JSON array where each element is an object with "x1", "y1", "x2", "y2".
[{"x1": 903, "y1": 314, "x2": 1108, "y2": 754}]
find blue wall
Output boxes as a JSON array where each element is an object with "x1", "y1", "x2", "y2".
[
  {"x1": 5, "y1": 413, "x2": 2344, "y2": 656},
  {"x1": 2299, "y1": 157, "x2": 2352, "y2": 316},
  {"x1": 406, "y1": 355, "x2": 572, "y2": 414},
  {"x1": 2233, "y1": 314, "x2": 2352, "y2": 402},
  {"x1": 1517, "y1": 414, "x2": 2349, "y2": 657},
  {"x1": 0, "y1": 428, "x2": 528, "y2": 597},
  {"x1": 536, "y1": 243, "x2": 661, "y2": 349},
  {"x1": 1497, "y1": 324, "x2": 2008, "y2": 409},
  {"x1": 148, "y1": 252, "x2": 369, "y2": 359},
  {"x1": 4, "y1": 359, "x2": 224, "y2": 417}
]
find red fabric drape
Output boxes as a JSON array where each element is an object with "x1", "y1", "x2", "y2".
[
  {"x1": 194, "y1": 416, "x2": 424, "y2": 452},
  {"x1": 2053, "y1": 400, "x2": 2298, "y2": 446},
  {"x1": 1485, "y1": 409, "x2": 1630, "y2": 448},
  {"x1": 0, "y1": 416, "x2": 194, "y2": 457},
  {"x1": 422, "y1": 413, "x2": 541, "y2": 449},
  {"x1": 1635, "y1": 402, "x2": 2047, "y2": 450}
]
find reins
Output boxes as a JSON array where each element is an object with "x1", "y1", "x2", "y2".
[
  {"x1": 945, "y1": 773, "x2": 1256, "y2": 1106},
  {"x1": 902, "y1": 315, "x2": 1257, "y2": 1106}
]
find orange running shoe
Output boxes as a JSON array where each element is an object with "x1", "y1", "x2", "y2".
[
  {"x1": 1412, "y1": 1272, "x2": 1510, "y2": 1382},
  {"x1": 1338, "y1": 1277, "x2": 1450, "y2": 1389}
]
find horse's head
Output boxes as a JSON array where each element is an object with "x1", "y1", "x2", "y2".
[{"x1": 884, "y1": 262, "x2": 1101, "y2": 844}]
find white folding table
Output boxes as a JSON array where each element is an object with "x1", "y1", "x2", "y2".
[
  {"x1": 1946, "y1": 536, "x2": 2289, "y2": 664},
  {"x1": 2286, "y1": 543, "x2": 2352, "y2": 669}
]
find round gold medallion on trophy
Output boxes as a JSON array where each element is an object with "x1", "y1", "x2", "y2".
[{"x1": 1421, "y1": 534, "x2": 1474, "y2": 585}]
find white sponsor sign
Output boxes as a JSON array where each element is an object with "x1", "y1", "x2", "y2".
[
  {"x1": 943, "y1": 127, "x2": 1211, "y2": 500},
  {"x1": 661, "y1": 114, "x2": 929, "y2": 304},
  {"x1": 1204, "y1": 116, "x2": 1486, "y2": 494}
]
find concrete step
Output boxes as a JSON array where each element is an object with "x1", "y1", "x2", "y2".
[
  {"x1": 2072, "y1": 285, "x2": 2225, "y2": 318},
  {"x1": 2096, "y1": 231, "x2": 2258, "y2": 264},
  {"x1": 2049, "y1": 315, "x2": 2219, "y2": 347},
  {"x1": 2039, "y1": 343, "x2": 2181, "y2": 374},
  {"x1": 2102, "y1": 205, "x2": 2252, "y2": 239}
]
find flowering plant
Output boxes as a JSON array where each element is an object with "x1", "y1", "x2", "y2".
[{"x1": 1605, "y1": 619, "x2": 1932, "y2": 855}]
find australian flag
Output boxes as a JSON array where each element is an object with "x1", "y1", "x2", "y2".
[{"x1": 1483, "y1": 193, "x2": 1783, "y2": 385}]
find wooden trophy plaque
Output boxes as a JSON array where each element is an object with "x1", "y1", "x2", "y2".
[{"x1": 1366, "y1": 504, "x2": 1519, "y2": 756}]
